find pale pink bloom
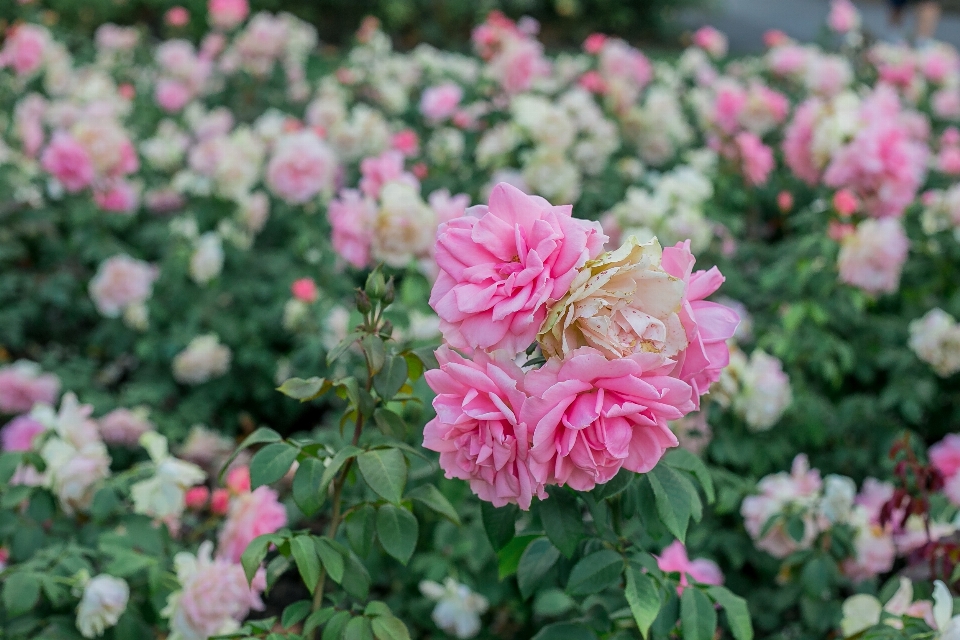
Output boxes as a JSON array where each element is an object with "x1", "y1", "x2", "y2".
[
  {"x1": 428, "y1": 189, "x2": 470, "y2": 226},
  {"x1": 768, "y1": 43, "x2": 809, "y2": 77},
  {"x1": 938, "y1": 146, "x2": 960, "y2": 175},
  {"x1": 584, "y1": 33, "x2": 607, "y2": 54},
  {"x1": 735, "y1": 132, "x2": 774, "y2": 186},
  {"x1": 359, "y1": 150, "x2": 417, "y2": 198},
  {"x1": 855, "y1": 478, "x2": 894, "y2": 524},
  {"x1": 211, "y1": 488, "x2": 229, "y2": 514},
  {"x1": 842, "y1": 526, "x2": 895, "y2": 582},
  {"x1": 661, "y1": 241, "x2": 740, "y2": 405},
  {"x1": 777, "y1": 191, "x2": 794, "y2": 212},
  {"x1": 944, "y1": 473, "x2": 960, "y2": 507},
  {"x1": 0, "y1": 415, "x2": 45, "y2": 451},
  {"x1": 327, "y1": 189, "x2": 377, "y2": 268},
  {"x1": 430, "y1": 182, "x2": 606, "y2": 354},
  {"x1": 578, "y1": 70, "x2": 606, "y2": 94},
  {"x1": 837, "y1": 218, "x2": 909, "y2": 295},
  {"x1": 391, "y1": 129, "x2": 419, "y2": 156},
  {"x1": 420, "y1": 83, "x2": 464, "y2": 122},
  {"x1": 692, "y1": 26, "x2": 728, "y2": 59},
  {"x1": 522, "y1": 347, "x2": 692, "y2": 491},
  {"x1": 712, "y1": 84, "x2": 747, "y2": 135},
  {"x1": 933, "y1": 88, "x2": 960, "y2": 119},
  {"x1": 200, "y1": 32, "x2": 226, "y2": 60},
  {"x1": 741, "y1": 455, "x2": 823, "y2": 558},
  {"x1": 94, "y1": 180, "x2": 140, "y2": 214},
  {"x1": 163, "y1": 542, "x2": 265, "y2": 639},
  {"x1": 828, "y1": 0, "x2": 860, "y2": 33},
  {"x1": 155, "y1": 79, "x2": 191, "y2": 113},
  {"x1": 0, "y1": 24, "x2": 48, "y2": 76},
  {"x1": 226, "y1": 466, "x2": 250, "y2": 494},
  {"x1": 930, "y1": 434, "x2": 960, "y2": 479},
  {"x1": 165, "y1": 6, "x2": 190, "y2": 27},
  {"x1": 14, "y1": 94, "x2": 46, "y2": 158},
  {"x1": 829, "y1": 221, "x2": 855, "y2": 241},
  {"x1": 145, "y1": 189, "x2": 186, "y2": 213},
  {"x1": 806, "y1": 54, "x2": 852, "y2": 97},
  {"x1": 670, "y1": 411, "x2": 712, "y2": 456},
  {"x1": 208, "y1": 0, "x2": 249, "y2": 30},
  {"x1": 782, "y1": 99, "x2": 821, "y2": 185},
  {"x1": 764, "y1": 30, "x2": 790, "y2": 48},
  {"x1": 656, "y1": 541, "x2": 724, "y2": 592},
  {"x1": 0, "y1": 361, "x2": 60, "y2": 414},
  {"x1": 185, "y1": 486, "x2": 210, "y2": 509},
  {"x1": 266, "y1": 131, "x2": 337, "y2": 204},
  {"x1": 423, "y1": 347, "x2": 543, "y2": 509},
  {"x1": 290, "y1": 278, "x2": 318, "y2": 303},
  {"x1": 71, "y1": 121, "x2": 139, "y2": 178},
  {"x1": 833, "y1": 189, "x2": 859, "y2": 216},
  {"x1": 40, "y1": 132, "x2": 95, "y2": 193},
  {"x1": 98, "y1": 408, "x2": 154, "y2": 447},
  {"x1": 489, "y1": 37, "x2": 549, "y2": 95},
  {"x1": 216, "y1": 486, "x2": 287, "y2": 562},
  {"x1": 89, "y1": 255, "x2": 158, "y2": 318},
  {"x1": 598, "y1": 39, "x2": 652, "y2": 110},
  {"x1": 94, "y1": 24, "x2": 139, "y2": 52}
]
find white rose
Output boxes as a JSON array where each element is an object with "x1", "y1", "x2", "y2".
[{"x1": 76, "y1": 575, "x2": 129, "y2": 638}]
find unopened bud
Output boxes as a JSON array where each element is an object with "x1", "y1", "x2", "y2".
[
  {"x1": 356, "y1": 290, "x2": 372, "y2": 314},
  {"x1": 383, "y1": 278, "x2": 395, "y2": 305},
  {"x1": 365, "y1": 269, "x2": 386, "y2": 300}
]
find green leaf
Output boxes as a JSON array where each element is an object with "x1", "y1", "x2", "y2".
[
  {"x1": 681, "y1": 587, "x2": 717, "y2": 640},
  {"x1": 315, "y1": 537, "x2": 345, "y2": 584},
  {"x1": 340, "y1": 552, "x2": 371, "y2": 600},
  {"x1": 103, "y1": 548, "x2": 153, "y2": 577},
  {"x1": 217, "y1": 427, "x2": 282, "y2": 482},
  {"x1": 371, "y1": 615, "x2": 411, "y2": 640},
  {"x1": 291, "y1": 535, "x2": 321, "y2": 594},
  {"x1": 241, "y1": 533, "x2": 284, "y2": 584},
  {"x1": 319, "y1": 445, "x2": 362, "y2": 497},
  {"x1": 566, "y1": 550, "x2": 623, "y2": 596},
  {"x1": 292, "y1": 458, "x2": 326, "y2": 516},
  {"x1": 344, "y1": 616, "x2": 374, "y2": 640},
  {"x1": 533, "y1": 589, "x2": 575, "y2": 617},
  {"x1": 277, "y1": 376, "x2": 332, "y2": 402},
  {"x1": 376, "y1": 504, "x2": 418, "y2": 565},
  {"x1": 373, "y1": 408, "x2": 405, "y2": 438},
  {"x1": 517, "y1": 537, "x2": 560, "y2": 599},
  {"x1": 1, "y1": 484, "x2": 31, "y2": 508},
  {"x1": 357, "y1": 449, "x2": 407, "y2": 504},
  {"x1": 537, "y1": 489, "x2": 584, "y2": 558},
  {"x1": 323, "y1": 610, "x2": 352, "y2": 640},
  {"x1": 373, "y1": 356, "x2": 408, "y2": 401},
  {"x1": 303, "y1": 607, "x2": 335, "y2": 636},
  {"x1": 664, "y1": 449, "x2": 715, "y2": 504},
  {"x1": 648, "y1": 464, "x2": 699, "y2": 543},
  {"x1": 402, "y1": 352, "x2": 424, "y2": 382},
  {"x1": 625, "y1": 567, "x2": 662, "y2": 639},
  {"x1": 3, "y1": 573, "x2": 40, "y2": 617},
  {"x1": 327, "y1": 330, "x2": 363, "y2": 365},
  {"x1": 707, "y1": 586, "x2": 753, "y2": 640},
  {"x1": 364, "y1": 601, "x2": 392, "y2": 617},
  {"x1": 361, "y1": 335, "x2": 387, "y2": 375},
  {"x1": 410, "y1": 347, "x2": 439, "y2": 370},
  {"x1": 281, "y1": 600, "x2": 312, "y2": 629},
  {"x1": 249, "y1": 442, "x2": 299, "y2": 488},
  {"x1": 530, "y1": 622, "x2": 598, "y2": 640},
  {"x1": 345, "y1": 504, "x2": 377, "y2": 557},
  {"x1": 408, "y1": 485, "x2": 461, "y2": 525},
  {"x1": 481, "y1": 501, "x2": 518, "y2": 551},
  {"x1": 497, "y1": 534, "x2": 539, "y2": 580},
  {"x1": 591, "y1": 468, "x2": 635, "y2": 500},
  {"x1": 786, "y1": 514, "x2": 806, "y2": 543},
  {"x1": 0, "y1": 452, "x2": 22, "y2": 485}
]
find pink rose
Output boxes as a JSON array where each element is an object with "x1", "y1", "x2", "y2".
[
  {"x1": 94, "y1": 180, "x2": 140, "y2": 214},
  {"x1": 0, "y1": 24, "x2": 48, "y2": 76},
  {"x1": 837, "y1": 218, "x2": 909, "y2": 294},
  {"x1": 828, "y1": 0, "x2": 860, "y2": 33},
  {"x1": 0, "y1": 361, "x2": 60, "y2": 414},
  {"x1": 930, "y1": 434, "x2": 960, "y2": 479},
  {"x1": 583, "y1": 33, "x2": 607, "y2": 55},
  {"x1": 661, "y1": 241, "x2": 740, "y2": 405},
  {"x1": 40, "y1": 132, "x2": 95, "y2": 193},
  {"x1": 782, "y1": 99, "x2": 821, "y2": 185},
  {"x1": 155, "y1": 79, "x2": 192, "y2": 113},
  {"x1": 359, "y1": 150, "x2": 417, "y2": 199},
  {"x1": 216, "y1": 486, "x2": 287, "y2": 563},
  {"x1": 0, "y1": 415, "x2": 46, "y2": 451},
  {"x1": 735, "y1": 132, "x2": 774, "y2": 186},
  {"x1": 423, "y1": 347, "x2": 544, "y2": 510},
  {"x1": 855, "y1": 478, "x2": 894, "y2": 524},
  {"x1": 327, "y1": 189, "x2": 377, "y2": 268},
  {"x1": 833, "y1": 189, "x2": 859, "y2": 216},
  {"x1": 430, "y1": 183, "x2": 606, "y2": 355},
  {"x1": 98, "y1": 408, "x2": 154, "y2": 447},
  {"x1": 693, "y1": 26, "x2": 728, "y2": 59},
  {"x1": 165, "y1": 6, "x2": 190, "y2": 27},
  {"x1": 290, "y1": 278, "x2": 318, "y2": 303},
  {"x1": 522, "y1": 347, "x2": 692, "y2": 491},
  {"x1": 88, "y1": 255, "x2": 159, "y2": 318},
  {"x1": 211, "y1": 488, "x2": 230, "y2": 514},
  {"x1": 185, "y1": 486, "x2": 210, "y2": 510},
  {"x1": 265, "y1": 131, "x2": 337, "y2": 204},
  {"x1": 656, "y1": 541, "x2": 724, "y2": 593},
  {"x1": 842, "y1": 527, "x2": 895, "y2": 582},
  {"x1": 208, "y1": 0, "x2": 249, "y2": 30},
  {"x1": 428, "y1": 189, "x2": 470, "y2": 226},
  {"x1": 391, "y1": 129, "x2": 419, "y2": 157},
  {"x1": 420, "y1": 83, "x2": 464, "y2": 122}
]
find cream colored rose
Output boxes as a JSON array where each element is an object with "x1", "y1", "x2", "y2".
[
  {"x1": 372, "y1": 181, "x2": 437, "y2": 268},
  {"x1": 538, "y1": 236, "x2": 687, "y2": 360}
]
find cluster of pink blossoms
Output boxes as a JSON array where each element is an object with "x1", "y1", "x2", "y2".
[
  {"x1": 471, "y1": 12, "x2": 549, "y2": 96},
  {"x1": 422, "y1": 183, "x2": 739, "y2": 509}
]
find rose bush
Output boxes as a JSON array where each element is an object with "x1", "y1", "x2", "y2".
[{"x1": 1, "y1": 1, "x2": 960, "y2": 639}]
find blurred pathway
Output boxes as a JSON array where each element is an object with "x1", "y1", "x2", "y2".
[{"x1": 678, "y1": 0, "x2": 960, "y2": 52}]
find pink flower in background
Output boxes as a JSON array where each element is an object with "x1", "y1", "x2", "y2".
[
  {"x1": 391, "y1": 129, "x2": 419, "y2": 157},
  {"x1": 94, "y1": 180, "x2": 140, "y2": 214},
  {"x1": 41, "y1": 132, "x2": 95, "y2": 193},
  {"x1": 88, "y1": 255, "x2": 159, "y2": 318},
  {"x1": 185, "y1": 486, "x2": 210, "y2": 510},
  {"x1": 359, "y1": 150, "x2": 417, "y2": 198},
  {"x1": 98, "y1": 408, "x2": 154, "y2": 447},
  {"x1": 430, "y1": 183, "x2": 605, "y2": 354},
  {"x1": 428, "y1": 189, "x2": 470, "y2": 226},
  {"x1": 211, "y1": 489, "x2": 229, "y2": 514},
  {"x1": 165, "y1": 6, "x2": 191, "y2": 27},
  {"x1": 837, "y1": 218, "x2": 909, "y2": 294},
  {"x1": 833, "y1": 189, "x2": 859, "y2": 216},
  {"x1": 777, "y1": 191, "x2": 794, "y2": 212},
  {"x1": 828, "y1": 0, "x2": 861, "y2": 33},
  {"x1": 266, "y1": 131, "x2": 337, "y2": 204},
  {"x1": 843, "y1": 526, "x2": 895, "y2": 582},
  {"x1": 661, "y1": 241, "x2": 740, "y2": 405},
  {"x1": 782, "y1": 99, "x2": 821, "y2": 185},
  {"x1": 522, "y1": 347, "x2": 691, "y2": 491},
  {"x1": 0, "y1": 361, "x2": 60, "y2": 414},
  {"x1": 328, "y1": 189, "x2": 377, "y2": 268},
  {"x1": 291, "y1": 278, "x2": 318, "y2": 303},
  {"x1": 930, "y1": 435, "x2": 960, "y2": 479},
  {"x1": 423, "y1": 347, "x2": 544, "y2": 510},
  {"x1": 208, "y1": 0, "x2": 249, "y2": 30},
  {"x1": 489, "y1": 37, "x2": 549, "y2": 95},
  {"x1": 713, "y1": 84, "x2": 747, "y2": 135},
  {"x1": 155, "y1": 79, "x2": 191, "y2": 113},
  {"x1": 0, "y1": 24, "x2": 48, "y2": 76},
  {"x1": 226, "y1": 466, "x2": 250, "y2": 494},
  {"x1": 0, "y1": 415, "x2": 46, "y2": 451},
  {"x1": 693, "y1": 26, "x2": 728, "y2": 59},
  {"x1": 933, "y1": 88, "x2": 960, "y2": 119},
  {"x1": 855, "y1": 478, "x2": 895, "y2": 524},
  {"x1": 217, "y1": 486, "x2": 287, "y2": 563},
  {"x1": 736, "y1": 132, "x2": 774, "y2": 186},
  {"x1": 420, "y1": 83, "x2": 464, "y2": 122},
  {"x1": 741, "y1": 455, "x2": 823, "y2": 558},
  {"x1": 656, "y1": 541, "x2": 724, "y2": 592},
  {"x1": 583, "y1": 33, "x2": 607, "y2": 55}
]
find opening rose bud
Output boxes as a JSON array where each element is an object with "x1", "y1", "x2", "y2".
[
  {"x1": 185, "y1": 486, "x2": 210, "y2": 509},
  {"x1": 210, "y1": 488, "x2": 230, "y2": 514},
  {"x1": 165, "y1": 6, "x2": 190, "y2": 27},
  {"x1": 291, "y1": 277, "x2": 319, "y2": 303},
  {"x1": 226, "y1": 465, "x2": 251, "y2": 494}
]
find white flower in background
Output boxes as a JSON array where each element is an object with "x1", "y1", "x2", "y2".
[
  {"x1": 131, "y1": 432, "x2": 205, "y2": 524},
  {"x1": 521, "y1": 148, "x2": 581, "y2": 204},
  {"x1": 75, "y1": 574, "x2": 129, "y2": 638},
  {"x1": 322, "y1": 306, "x2": 352, "y2": 351},
  {"x1": 934, "y1": 580, "x2": 960, "y2": 639},
  {"x1": 819, "y1": 474, "x2": 856, "y2": 524},
  {"x1": 189, "y1": 232, "x2": 224, "y2": 285},
  {"x1": 426, "y1": 128, "x2": 465, "y2": 167},
  {"x1": 735, "y1": 350, "x2": 793, "y2": 431},
  {"x1": 419, "y1": 578, "x2": 489, "y2": 639},
  {"x1": 371, "y1": 181, "x2": 437, "y2": 268},
  {"x1": 35, "y1": 393, "x2": 111, "y2": 515},
  {"x1": 172, "y1": 334, "x2": 232, "y2": 385},
  {"x1": 840, "y1": 577, "x2": 934, "y2": 637},
  {"x1": 909, "y1": 308, "x2": 960, "y2": 377}
]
